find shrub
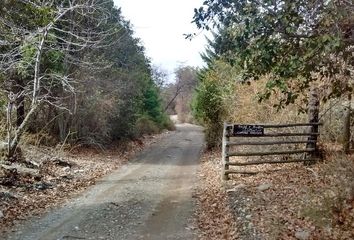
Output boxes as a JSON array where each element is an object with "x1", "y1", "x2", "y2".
[
  {"x1": 162, "y1": 116, "x2": 176, "y2": 131},
  {"x1": 192, "y1": 67, "x2": 226, "y2": 149},
  {"x1": 135, "y1": 115, "x2": 160, "y2": 136}
]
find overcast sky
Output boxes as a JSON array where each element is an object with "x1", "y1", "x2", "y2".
[{"x1": 113, "y1": 0, "x2": 208, "y2": 81}]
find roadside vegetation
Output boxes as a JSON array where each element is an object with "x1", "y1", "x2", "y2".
[
  {"x1": 0, "y1": 0, "x2": 173, "y2": 159},
  {"x1": 191, "y1": 0, "x2": 354, "y2": 239}
]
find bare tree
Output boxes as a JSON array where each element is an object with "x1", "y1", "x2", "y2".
[
  {"x1": 152, "y1": 65, "x2": 168, "y2": 90},
  {"x1": 0, "y1": 0, "x2": 116, "y2": 159},
  {"x1": 163, "y1": 66, "x2": 198, "y2": 113},
  {"x1": 163, "y1": 81, "x2": 187, "y2": 112}
]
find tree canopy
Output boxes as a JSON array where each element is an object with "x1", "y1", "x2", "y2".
[{"x1": 192, "y1": 0, "x2": 353, "y2": 107}]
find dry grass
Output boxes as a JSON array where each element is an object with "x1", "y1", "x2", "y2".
[
  {"x1": 228, "y1": 79, "x2": 351, "y2": 147},
  {"x1": 225, "y1": 78, "x2": 307, "y2": 124}
]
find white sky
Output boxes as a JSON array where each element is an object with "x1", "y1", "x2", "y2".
[{"x1": 113, "y1": 0, "x2": 208, "y2": 81}]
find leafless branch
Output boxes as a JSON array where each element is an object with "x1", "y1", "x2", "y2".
[{"x1": 0, "y1": 0, "x2": 118, "y2": 156}]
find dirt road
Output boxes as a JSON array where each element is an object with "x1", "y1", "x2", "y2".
[{"x1": 4, "y1": 124, "x2": 204, "y2": 240}]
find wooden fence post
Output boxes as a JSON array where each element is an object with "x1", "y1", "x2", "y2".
[
  {"x1": 222, "y1": 123, "x2": 230, "y2": 180},
  {"x1": 306, "y1": 86, "x2": 320, "y2": 163}
]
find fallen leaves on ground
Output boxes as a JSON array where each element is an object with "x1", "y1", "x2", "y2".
[
  {"x1": 197, "y1": 145, "x2": 354, "y2": 240},
  {"x1": 0, "y1": 131, "x2": 169, "y2": 232},
  {"x1": 195, "y1": 151, "x2": 238, "y2": 240}
]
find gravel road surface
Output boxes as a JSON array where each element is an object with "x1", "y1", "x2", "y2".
[{"x1": 4, "y1": 124, "x2": 204, "y2": 240}]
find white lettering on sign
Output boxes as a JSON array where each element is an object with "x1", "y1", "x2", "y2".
[{"x1": 233, "y1": 125, "x2": 264, "y2": 136}]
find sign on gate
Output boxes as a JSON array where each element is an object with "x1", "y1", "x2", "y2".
[{"x1": 233, "y1": 124, "x2": 264, "y2": 136}]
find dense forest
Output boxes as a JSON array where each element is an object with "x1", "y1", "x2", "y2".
[{"x1": 0, "y1": 0, "x2": 173, "y2": 160}]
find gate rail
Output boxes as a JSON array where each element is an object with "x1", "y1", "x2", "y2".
[{"x1": 222, "y1": 122, "x2": 321, "y2": 180}]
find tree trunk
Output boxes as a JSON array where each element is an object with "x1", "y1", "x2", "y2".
[
  {"x1": 9, "y1": 104, "x2": 38, "y2": 157},
  {"x1": 343, "y1": 93, "x2": 351, "y2": 153},
  {"x1": 57, "y1": 111, "x2": 69, "y2": 142},
  {"x1": 7, "y1": 25, "x2": 48, "y2": 159},
  {"x1": 16, "y1": 95, "x2": 25, "y2": 127},
  {"x1": 14, "y1": 76, "x2": 25, "y2": 127},
  {"x1": 306, "y1": 85, "x2": 320, "y2": 164}
]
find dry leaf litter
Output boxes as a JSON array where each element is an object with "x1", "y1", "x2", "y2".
[
  {"x1": 0, "y1": 131, "x2": 169, "y2": 233},
  {"x1": 195, "y1": 145, "x2": 354, "y2": 240}
]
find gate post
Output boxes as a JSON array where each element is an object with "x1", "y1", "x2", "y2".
[{"x1": 222, "y1": 123, "x2": 230, "y2": 180}]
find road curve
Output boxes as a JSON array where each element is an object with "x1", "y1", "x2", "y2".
[{"x1": 4, "y1": 123, "x2": 204, "y2": 240}]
